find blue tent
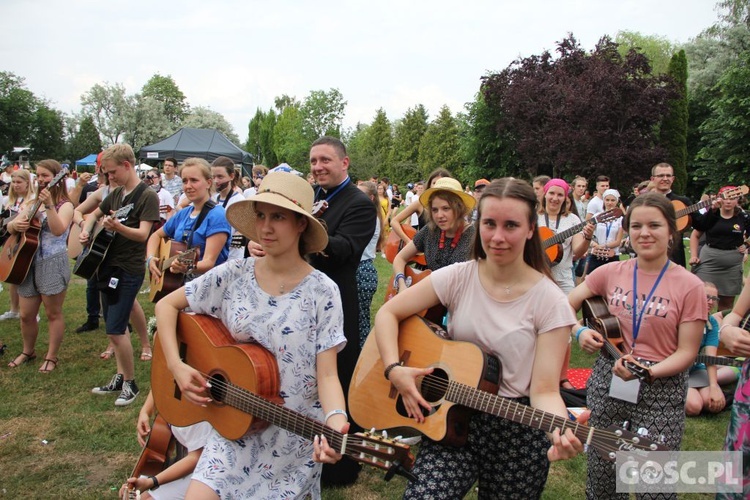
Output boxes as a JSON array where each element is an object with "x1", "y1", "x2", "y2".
[{"x1": 75, "y1": 153, "x2": 98, "y2": 166}]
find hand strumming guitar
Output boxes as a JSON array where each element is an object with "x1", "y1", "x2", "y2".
[
  {"x1": 171, "y1": 360, "x2": 212, "y2": 406},
  {"x1": 386, "y1": 364, "x2": 435, "y2": 423}
]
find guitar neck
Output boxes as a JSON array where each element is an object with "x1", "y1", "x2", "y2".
[
  {"x1": 675, "y1": 199, "x2": 710, "y2": 219},
  {"x1": 445, "y1": 380, "x2": 593, "y2": 446},
  {"x1": 213, "y1": 376, "x2": 352, "y2": 455},
  {"x1": 696, "y1": 354, "x2": 743, "y2": 368},
  {"x1": 545, "y1": 219, "x2": 591, "y2": 247}
]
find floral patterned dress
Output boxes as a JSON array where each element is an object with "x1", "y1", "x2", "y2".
[
  {"x1": 184, "y1": 258, "x2": 346, "y2": 499},
  {"x1": 720, "y1": 360, "x2": 750, "y2": 499}
]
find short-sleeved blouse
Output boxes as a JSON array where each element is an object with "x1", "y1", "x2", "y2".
[{"x1": 184, "y1": 258, "x2": 346, "y2": 499}]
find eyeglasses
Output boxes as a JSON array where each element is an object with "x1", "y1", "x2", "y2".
[
  {"x1": 146, "y1": 176, "x2": 158, "y2": 180},
  {"x1": 653, "y1": 174, "x2": 674, "y2": 179},
  {"x1": 706, "y1": 295, "x2": 719, "y2": 302}
]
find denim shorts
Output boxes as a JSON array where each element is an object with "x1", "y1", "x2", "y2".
[{"x1": 100, "y1": 268, "x2": 144, "y2": 335}]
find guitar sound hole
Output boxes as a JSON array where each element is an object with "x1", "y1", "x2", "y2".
[
  {"x1": 419, "y1": 369, "x2": 448, "y2": 404},
  {"x1": 208, "y1": 373, "x2": 228, "y2": 403}
]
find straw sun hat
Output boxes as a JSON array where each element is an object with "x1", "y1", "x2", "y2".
[
  {"x1": 419, "y1": 177, "x2": 476, "y2": 211},
  {"x1": 226, "y1": 172, "x2": 328, "y2": 254}
]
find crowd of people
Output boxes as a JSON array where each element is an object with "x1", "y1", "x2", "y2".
[{"x1": 2, "y1": 143, "x2": 750, "y2": 498}]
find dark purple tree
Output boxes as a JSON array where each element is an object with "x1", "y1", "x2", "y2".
[{"x1": 482, "y1": 34, "x2": 675, "y2": 189}]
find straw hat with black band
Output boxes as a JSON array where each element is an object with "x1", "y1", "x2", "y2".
[
  {"x1": 226, "y1": 172, "x2": 328, "y2": 254},
  {"x1": 419, "y1": 177, "x2": 476, "y2": 213}
]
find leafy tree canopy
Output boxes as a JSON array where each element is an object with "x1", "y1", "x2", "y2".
[{"x1": 141, "y1": 73, "x2": 189, "y2": 124}]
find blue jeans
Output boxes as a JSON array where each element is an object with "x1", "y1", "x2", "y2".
[
  {"x1": 86, "y1": 275, "x2": 101, "y2": 320},
  {"x1": 100, "y1": 268, "x2": 144, "y2": 335}
]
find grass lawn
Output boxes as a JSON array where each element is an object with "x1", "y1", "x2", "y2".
[{"x1": 0, "y1": 255, "x2": 734, "y2": 499}]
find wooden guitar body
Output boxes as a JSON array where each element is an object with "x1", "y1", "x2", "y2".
[
  {"x1": 73, "y1": 226, "x2": 114, "y2": 279},
  {"x1": 151, "y1": 313, "x2": 281, "y2": 441},
  {"x1": 384, "y1": 223, "x2": 427, "y2": 266},
  {"x1": 0, "y1": 219, "x2": 40, "y2": 284},
  {"x1": 131, "y1": 414, "x2": 175, "y2": 478},
  {"x1": 349, "y1": 315, "x2": 501, "y2": 446},
  {"x1": 538, "y1": 226, "x2": 563, "y2": 265},
  {"x1": 149, "y1": 240, "x2": 197, "y2": 303}
]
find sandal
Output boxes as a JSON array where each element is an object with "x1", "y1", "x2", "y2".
[
  {"x1": 39, "y1": 357, "x2": 58, "y2": 373},
  {"x1": 100, "y1": 349, "x2": 115, "y2": 360},
  {"x1": 140, "y1": 348, "x2": 153, "y2": 361},
  {"x1": 8, "y1": 351, "x2": 36, "y2": 368}
]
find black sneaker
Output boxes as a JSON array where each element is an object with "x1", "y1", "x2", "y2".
[
  {"x1": 75, "y1": 320, "x2": 100, "y2": 333},
  {"x1": 91, "y1": 373, "x2": 123, "y2": 394},
  {"x1": 115, "y1": 380, "x2": 139, "y2": 407}
]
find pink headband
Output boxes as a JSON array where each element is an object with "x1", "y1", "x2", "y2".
[
  {"x1": 719, "y1": 186, "x2": 737, "y2": 196},
  {"x1": 543, "y1": 178, "x2": 570, "y2": 195}
]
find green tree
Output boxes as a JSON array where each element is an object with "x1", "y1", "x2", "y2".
[
  {"x1": 344, "y1": 123, "x2": 376, "y2": 181},
  {"x1": 141, "y1": 74, "x2": 189, "y2": 124},
  {"x1": 273, "y1": 103, "x2": 309, "y2": 169},
  {"x1": 30, "y1": 103, "x2": 65, "y2": 160},
  {"x1": 660, "y1": 50, "x2": 689, "y2": 194},
  {"x1": 0, "y1": 71, "x2": 37, "y2": 154},
  {"x1": 246, "y1": 108, "x2": 278, "y2": 166},
  {"x1": 615, "y1": 31, "x2": 676, "y2": 75},
  {"x1": 418, "y1": 105, "x2": 462, "y2": 178},
  {"x1": 122, "y1": 94, "x2": 174, "y2": 154},
  {"x1": 391, "y1": 105, "x2": 429, "y2": 182},
  {"x1": 460, "y1": 91, "x2": 521, "y2": 182},
  {"x1": 695, "y1": 51, "x2": 750, "y2": 186},
  {"x1": 80, "y1": 82, "x2": 130, "y2": 145},
  {"x1": 300, "y1": 88, "x2": 347, "y2": 139},
  {"x1": 181, "y1": 106, "x2": 240, "y2": 145},
  {"x1": 361, "y1": 108, "x2": 393, "y2": 178},
  {"x1": 66, "y1": 115, "x2": 102, "y2": 163}
]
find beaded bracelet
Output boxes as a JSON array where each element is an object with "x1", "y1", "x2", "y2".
[{"x1": 384, "y1": 361, "x2": 404, "y2": 380}]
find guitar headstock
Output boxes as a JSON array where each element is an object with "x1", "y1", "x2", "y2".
[
  {"x1": 176, "y1": 247, "x2": 200, "y2": 265},
  {"x1": 593, "y1": 208, "x2": 623, "y2": 224},
  {"x1": 717, "y1": 185, "x2": 748, "y2": 200},
  {"x1": 594, "y1": 424, "x2": 670, "y2": 463},
  {"x1": 347, "y1": 430, "x2": 415, "y2": 478},
  {"x1": 112, "y1": 203, "x2": 135, "y2": 221}
]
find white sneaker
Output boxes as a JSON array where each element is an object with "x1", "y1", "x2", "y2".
[{"x1": 0, "y1": 311, "x2": 19, "y2": 320}]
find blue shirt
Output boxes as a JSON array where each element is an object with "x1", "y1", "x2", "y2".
[
  {"x1": 162, "y1": 204, "x2": 232, "y2": 266},
  {"x1": 691, "y1": 315, "x2": 720, "y2": 372}
]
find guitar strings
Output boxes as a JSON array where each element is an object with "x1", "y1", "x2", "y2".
[
  {"x1": 192, "y1": 371, "x2": 404, "y2": 461},
  {"x1": 415, "y1": 373, "x2": 658, "y2": 456}
]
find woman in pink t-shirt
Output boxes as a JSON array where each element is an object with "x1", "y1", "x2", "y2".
[
  {"x1": 376, "y1": 178, "x2": 582, "y2": 499},
  {"x1": 569, "y1": 192, "x2": 705, "y2": 499}
]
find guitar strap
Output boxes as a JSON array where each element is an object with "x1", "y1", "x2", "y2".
[{"x1": 186, "y1": 201, "x2": 216, "y2": 248}]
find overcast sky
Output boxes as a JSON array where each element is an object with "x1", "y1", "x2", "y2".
[{"x1": 2, "y1": 0, "x2": 719, "y2": 143}]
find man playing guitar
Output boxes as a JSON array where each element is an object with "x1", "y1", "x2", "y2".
[{"x1": 82, "y1": 144, "x2": 159, "y2": 407}]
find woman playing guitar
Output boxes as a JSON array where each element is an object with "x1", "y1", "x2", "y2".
[
  {"x1": 376, "y1": 178, "x2": 582, "y2": 499},
  {"x1": 392, "y1": 177, "x2": 475, "y2": 295},
  {"x1": 389, "y1": 169, "x2": 450, "y2": 245},
  {"x1": 153, "y1": 172, "x2": 349, "y2": 499},
  {"x1": 6, "y1": 160, "x2": 73, "y2": 373},
  {"x1": 119, "y1": 391, "x2": 212, "y2": 499},
  {"x1": 569, "y1": 192, "x2": 705, "y2": 498},
  {"x1": 146, "y1": 158, "x2": 230, "y2": 290},
  {"x1": 0, "y1": 169, "x2": 34, "y2": 323}
]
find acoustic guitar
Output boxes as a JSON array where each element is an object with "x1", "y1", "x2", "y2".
[
  {"x1": 349, "y1": 315, "x2": 668, "y2": 460},
  {"x1": 539, "y1": 208, "x2": 623, "y2": 266},
  {"x1": 0, "y1": 170, "x2": 68, "y2": 284},
  {"x1": 149, "y1": 240, "x2": 199, "y2": 303},
  {"x1": 122, "y1": 414, "x2": 175, "y2": 499},
  {"x1": 384, "y1": 224, "x2": 427, "y2": 266},
  {"x1": 151, "y1": 313, "x2": 416, "y2": 481},
  {"x1": 73, "y1": 203, "x2": 134, "y2": 279},
  {"x1": 383, "y1": 267, "x2": 444, "y2": 325},
  {"x1": 672, "y1": 185, "x2": 748, "y2": 232},
  {"x1": 581, "y1": 297, "x2": 654, "y2": 382}
]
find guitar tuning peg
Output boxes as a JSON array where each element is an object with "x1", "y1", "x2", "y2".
[
  {"x1": 659, "y1": 434, "x2": 666, "y2": 444},
  {"x1": 636, "y1": 427, "x2": 649, "y2": 437},
  {"x1": 381, "y1": 430, "x2": 388, "y2": 440},
  {"x1": 621, "y1": 420, "x2": 630, "y2": 431}
]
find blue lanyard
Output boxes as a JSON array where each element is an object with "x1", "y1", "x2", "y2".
[
  {"x1": 631, "y1": 259, "x2": 670, "y2": 350},
  {"x1": 316, "y1": 177, "x2": 350, "y2": 203},
  {"x1": 605, "y1": 222, "x2": 613, "y2": 241}
]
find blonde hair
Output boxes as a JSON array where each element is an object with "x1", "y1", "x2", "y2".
[
  {"x1": 179, "y1": 158, "x2": 212, "y2": 182},
  {"x1": 8, "y1": 169, "x2": 34, "y2": 206},
  {"x1": 100, "y1": 144, "x2": 136, "y2": 167}
]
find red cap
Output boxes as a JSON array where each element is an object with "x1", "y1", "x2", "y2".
[
  {"x1": 474, "y1": 179, "x2": 490, "y2": 188},
  {"x1": 96, "y1": 151, "x2": 104, "y2": 167}
]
